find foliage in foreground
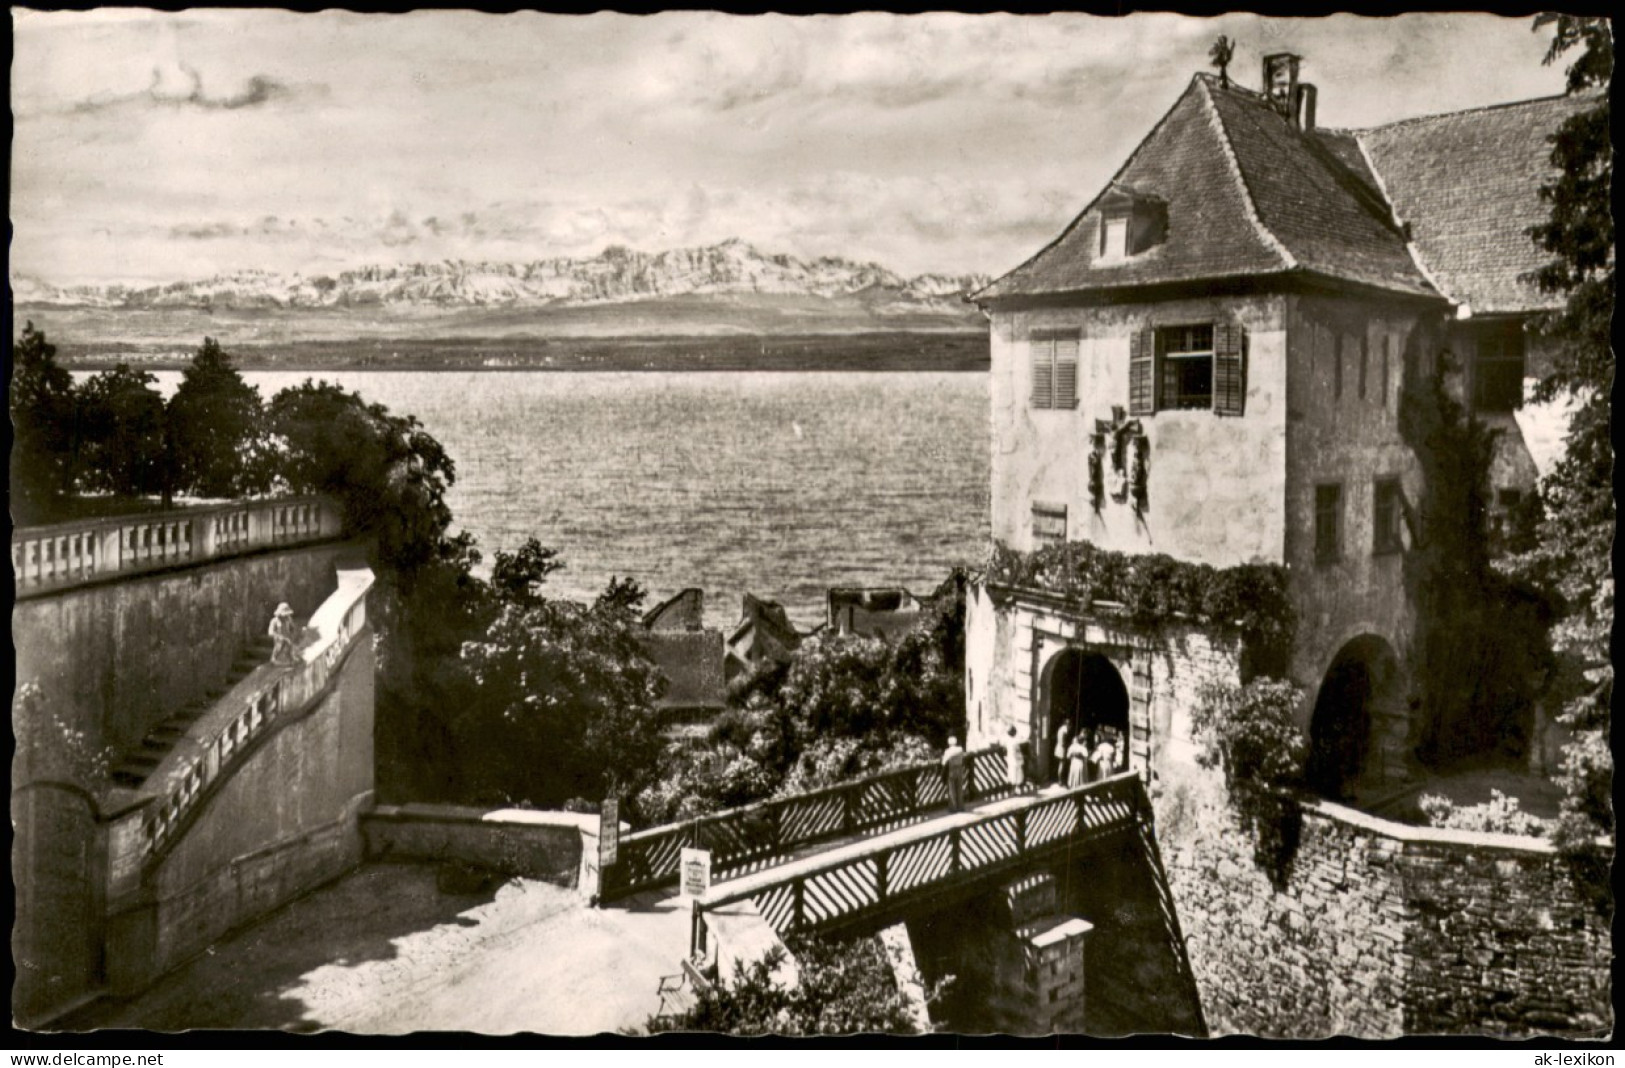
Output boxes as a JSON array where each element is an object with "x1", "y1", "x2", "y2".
[{"x1": 647, "y1": 934, "x2": 921, "y2": 1036}]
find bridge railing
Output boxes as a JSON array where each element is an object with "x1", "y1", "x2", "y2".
[
  {"x1": 602, "y1": 746, "x2": 1009, "y2": 900},
  {"x1": 691, "y1": 772, "x2": 1143, "y2": 957},
  {"x1": 11, "y1": 495, "x2": 342, "y2": 598}
]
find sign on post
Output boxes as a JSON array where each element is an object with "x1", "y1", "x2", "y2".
[
  {"x1": 680, "y1": 847, "x2": 712, "y2": 902},
  {"x1": 599, "y1": 798, "x2": 619, "y2": 869}
]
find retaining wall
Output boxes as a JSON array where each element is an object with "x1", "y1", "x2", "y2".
[
  {"x1": 1151, "y1": 765, "x2": 1612, "y2": 1038},
  {"x1": 361, "y1": 804, "x2": 611, "y2": 892}
]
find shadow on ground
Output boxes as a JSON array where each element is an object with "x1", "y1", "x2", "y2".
[{"x1": 57, "y1": 862, "x2": 504, "y2": 1033}]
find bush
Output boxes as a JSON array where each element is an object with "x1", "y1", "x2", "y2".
[
  {"x1": 1191, "y1": 679, "x2": 1307, "y2": 886},
  {"x1": 648, "y1": 933, "x2": 921, "y2": 1035},
  {"x1": 1419, "y1": 790, "x2": 1549, "y2": 838}
]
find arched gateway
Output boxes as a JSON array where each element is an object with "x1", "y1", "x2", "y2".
[
  {"x1": 1036, "y1": 648, "x2": 1130, "y2": 781},
  {"x1": 1306, "y1": 634, "x2": 1406, "y2": 801}
]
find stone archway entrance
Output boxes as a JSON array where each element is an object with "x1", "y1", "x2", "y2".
[
  {"x1": 1038, "y1": 648, "x2": 1130, "y2": 781},
  {"x1": 1306, "y1": 635, "x2": 1405, "y2": 801}
]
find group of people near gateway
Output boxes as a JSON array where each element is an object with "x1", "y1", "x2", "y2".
[{"x1": 939, "y1": 724, "x2": 1126, "y2": 812}]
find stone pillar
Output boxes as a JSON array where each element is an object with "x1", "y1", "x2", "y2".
[{"x1": 986, "y1": 873, "x2": 1093, "y2": 1034}]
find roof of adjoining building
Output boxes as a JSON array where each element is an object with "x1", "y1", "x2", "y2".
[
  {"x1": 1353, "y1": 92, "x2": 1598, "y2": 314},
  {"x1": 977, "y1": 73, "x2": 1595, "y2": 312}
]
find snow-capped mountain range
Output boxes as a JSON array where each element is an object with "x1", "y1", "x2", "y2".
[{"x1": 13, "y1": 239, "x2": 989, "y2": 315}]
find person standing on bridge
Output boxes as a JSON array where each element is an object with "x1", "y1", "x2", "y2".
[
  {"x1": 1091, "y1": 730, "x2": 1120, "y2": 782},
  {"x1": 942, "y1": 736, "x2": 967, "y2": 812},
  {"x1": 1004, "y1": 725, "x2": 1028, "y2": 794},
  {"x1": 1066, "y1": 730, "x2": 1089, "y2": 788},
  {"x1": 1052, "y1": 724, "x2": 1071, "y2": 787}
]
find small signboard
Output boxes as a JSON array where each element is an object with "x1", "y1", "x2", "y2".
[
  {"x1": 680, "y1": 847, "x2": 712, "y2": 902},
  {"x1": 599, "y1": 798, "x2": 620, "y2": 869}
]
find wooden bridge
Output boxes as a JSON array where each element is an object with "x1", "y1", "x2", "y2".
[
  {"x1": 591, "y1": 752, "x2": 1149, "y2": 956},
  {"x1": 600, "y1": 745, "x2": 1015, "y2": 901},
  {"x1": 687, "y1": 773, "x2": 1144, "y2": 955}
]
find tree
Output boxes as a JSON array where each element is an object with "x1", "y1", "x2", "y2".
[
  {"x1": 75, "y1": 364, "x2": 168, "y2": 499},
  {"x1": 266, "y1": 379, "x2": 457, "y2": 586},
  {"x1": 166, "y1": 337, "x2": 273, "y2": 500},
  {"x1": 265, "y1": 379, "x2": 472, "y2": 802},
  {"x1": 1507, "y1": 15, "x2": 1614, "y2": 847},
  {"x1": 9, "y1": 322, "x2": 80, "y2": 522},
  {"x1": 450, "y1": 573, "x2": 666, "y2": 807}
]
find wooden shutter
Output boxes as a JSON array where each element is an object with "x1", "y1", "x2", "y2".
[
  {"x1": 1030, "y1": 336, "x2": 1053, "y2": 409},
  {"x1": 1054, "y1": 335, "x2": 1079, "y2": 409},
  {"x1": 1128, "y1": 327, "x2": 1157, "y2": 415},
  {"x1": 1214, "y1": 321, "x2": 1247, "y2": 416}
]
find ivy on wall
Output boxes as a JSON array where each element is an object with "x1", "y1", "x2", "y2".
[
  {"x1": 1190, "y1": 678, "x2": 1308, "y2": 887},
  {"x1": 986, "y1": 539, "x2": 1295, "y2": 677}
]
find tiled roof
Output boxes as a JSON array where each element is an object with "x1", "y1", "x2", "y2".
[
  {"x1": 1209, "y1": 86, "x2": 1435, "y2": 296},
  {"x1": 1354, "y1": 93, "x2": 1598, "y2": 313},
  {"x1": 978, "y1": 74, "x2": 1434, "y2": 303}
]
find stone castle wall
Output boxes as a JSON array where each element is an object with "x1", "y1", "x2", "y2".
[{"x1": 1151, "y1": 763, "x2": 1612, "y2": 1038}]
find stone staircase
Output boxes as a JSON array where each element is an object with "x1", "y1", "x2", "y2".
[{"x1": 109, "y1": 634, "x2": 278, "y2": 790}]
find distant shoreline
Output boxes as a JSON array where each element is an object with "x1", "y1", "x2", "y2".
[{"x1": 48, "y1": 329, "x2": 992, "y2": 375}]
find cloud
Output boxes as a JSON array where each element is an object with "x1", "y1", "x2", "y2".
[{"x1": 66, "y1": 63, "x2": 306, "y2": 116}]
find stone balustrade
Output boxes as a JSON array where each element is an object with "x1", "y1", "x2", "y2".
[
  {"x1": 11, "y1": 496, "x2": 342, "y2": 598},
  {"x1": 104, "y1": 567, "x2": 375, "y2": 893}
]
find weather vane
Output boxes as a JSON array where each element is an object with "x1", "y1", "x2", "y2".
[{"x1": 1210, "y1": 35, "x2": 1236, "y2": 88}]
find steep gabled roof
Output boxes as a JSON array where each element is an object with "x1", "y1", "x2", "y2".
[
  {"x1": 1353, "y1": 92, "x2": 1598, "y2": 314},
  {"x1": 977, "y1": 74, "x2": 1437, "y2": 303}
]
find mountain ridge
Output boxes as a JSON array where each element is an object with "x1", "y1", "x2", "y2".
[{"x1": 12, "y1": 239, "x2": 991, "y2": 316}]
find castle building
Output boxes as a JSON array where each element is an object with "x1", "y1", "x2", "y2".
[{"x1": 964, "y1": 54, "x2": 1589, "y2": 798}]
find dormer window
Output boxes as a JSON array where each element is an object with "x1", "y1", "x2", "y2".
[
  {"x1": 1095, "y1": 186, "x2": 1167, "y2": 263},
  {"x1": 1101, "y1": 213, "x2": 1131, "y2": 262}
]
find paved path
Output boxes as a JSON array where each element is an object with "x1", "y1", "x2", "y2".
[{"x1": 65, "y1": 863, "x2": 690, "y2": 1035}]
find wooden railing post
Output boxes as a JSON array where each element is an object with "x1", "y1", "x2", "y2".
[
  {"x1": 842, "y1": 784, "x2": 856, "y2": 836},
  {"x1": 950, "y1": 826, "x2": 961, "y2": 874},
  {"x1": 793, "y1": 879, "x2": 805, "y2": 931},
  {"x1": 875, "y1": 851, "x2": 889, "y2": 905},
  {"x1": 691, "y1": 901, "x2": 706, "y2": 960},
  {"x1": 1016, "y1": 807, "x2": 1028, "y2": 855}
]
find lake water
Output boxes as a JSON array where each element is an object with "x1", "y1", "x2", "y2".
[{"x1": 145, "y1": 370, "x2": 992, "y2": 630}]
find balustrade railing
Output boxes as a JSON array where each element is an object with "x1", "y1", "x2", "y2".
[
  {"x1": 138, "y1": 570, "x2": 374, "y2": 858},
  {"x1": 690, "y1": 772, "x2": 1144, "y2": 957},
  {"x1": 11, "y1": 495, "x2": 341, "y2": 597},
  {"x1": 602, "y1": 746, "x2": 1009, "y2": 901}
]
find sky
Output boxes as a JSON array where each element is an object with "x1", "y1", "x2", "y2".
[{"x1": 10, "y1": 10, "x2": 1574, "y2": 288}]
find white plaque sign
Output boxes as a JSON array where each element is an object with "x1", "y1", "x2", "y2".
[{"x1": 679, "y1": 847, "x2": 712, "y2": 902}]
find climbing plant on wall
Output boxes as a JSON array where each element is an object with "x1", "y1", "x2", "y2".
[
  {"x1": 986, "y1": 540, "x2": 1294, "y2": 677},
  {"x1": 1190, "y1": 678, "x2": 1308, "y2": 888}
]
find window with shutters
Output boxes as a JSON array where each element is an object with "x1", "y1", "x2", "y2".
[
  {"x1": 1314, "y1": 483, "x2": 1342, "y2": 564},
  {"x1": 1030, "y1": 331, "x2": 1079, "y2": 410},
  {"x1": 1031, "y1": 502, "x2": 1068, "y2": 547},
  {"x1": 1161, "y1": 324, "x2": 1214, "y2": 409},
  {"x1": 1130, "y1": 322, "x2": 1246, "y2": 416},
  {"x1": 1373, "y1": 478, "x2": 1403, "y2": 555}
]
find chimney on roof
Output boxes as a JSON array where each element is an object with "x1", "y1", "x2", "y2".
[
  {"x1": 1296, "y1": 83, "x2": 1317, "y2": 131},
  {"x1": 1263, "y1": 52, "x2": 1316, "y2": 131}
]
